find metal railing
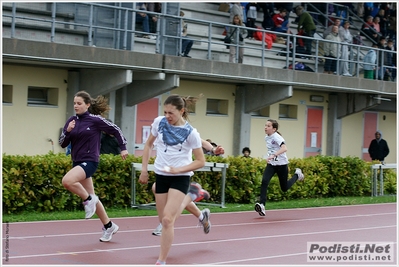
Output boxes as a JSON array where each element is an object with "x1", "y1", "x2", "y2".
[
  {"x1": 2, "y1": 2, "x2": 397, "y2": 80},
  {"x1": 370, "y1": 163, "x2": 397, "y2": 196},
  {"x1": 306, "y1": 3, "x2": 381, "y2": 45}
]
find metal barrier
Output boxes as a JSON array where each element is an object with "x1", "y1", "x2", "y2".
[
  {"x1": 131, "y1": 162, "x2": 229, "y2": 209},
  {"x1": 370, "y1": 163, "x2": 397, "y2": 196}
]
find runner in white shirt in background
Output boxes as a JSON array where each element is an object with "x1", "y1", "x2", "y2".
[{"x1": 254, "y1": 119, "x2": 305, "y2": 217}]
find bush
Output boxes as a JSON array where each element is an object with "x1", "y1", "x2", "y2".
[{"x1": 2, "y1": 153, "x2": 396, "y2": 214}]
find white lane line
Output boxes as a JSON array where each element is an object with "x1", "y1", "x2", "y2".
[
  {"x1": 5, "y1": 212, "x2": 396, "y2": 240},
  {"x1": 4, "y1": 203, "x2": 396, "y2": 225},
  {"x1": 5, "y1": 224, "x2": 396, "y2": 260}
]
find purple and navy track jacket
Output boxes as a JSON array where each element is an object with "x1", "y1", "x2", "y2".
[{"x1": 59, "y1": 111, "x2": 127, "y2": 162}]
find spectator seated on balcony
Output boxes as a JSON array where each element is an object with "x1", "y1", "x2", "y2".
[
  {"x1": 274, "y1": 3, "x2": 293, "y2": 20},
  {"x1": 272, "y1": 9, "x2": 292, "y2": 34},
  {"x1": 147, "y1": 3, "x2": 162, "y2": 34},
  {"x1": 135, "y1": 2, "x2": 155, "y2": 39}
]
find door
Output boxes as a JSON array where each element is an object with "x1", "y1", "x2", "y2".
[
  {"x1": 134, "y1": 97, "x2": 160, "y2": 156},
  {"x1": 362, "y1": 112, "x2": 378, "y2": 161},
  {"x1": 305, "y1": 106, "x2": 323, "y2": 157}
]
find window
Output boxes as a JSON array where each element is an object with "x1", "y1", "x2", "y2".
[
  {"x1": 279, "y1": 104, "x2": 297, "y2": 119},
  {"x1": 250, "y1": 106, "x2": 270, "y2": 117},
  {"x1": 206, "y1": 98, "x2": 228, "y2": 115},
  {"x1": 27, "y1": 86, "x2": 58, "y2": 106},
  {"x1": 2, "y1": 85, "x2": 13, "y2": 104}
]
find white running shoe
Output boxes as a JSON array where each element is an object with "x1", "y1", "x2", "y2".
[
  {"x1": 254, "y1": 203, "x2": 266, "y2": 216},
  {"x1": 152, "y1": 223, "x2": 162, "y2": 236},
  {"x1": 295, "y1": 168, "x2": 305, "y2": 181},
  {"x1": 83, "y1": 194, "x2": 99, "y2": 219},
  {"x1": 100, "y1": 222, "x2": 119, "y2": 242},
  {"x1": 199, "y1": 208, "x2": 211, "y2": 234}
]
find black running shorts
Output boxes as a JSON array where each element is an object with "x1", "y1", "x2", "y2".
[{"x1": 155, "y1": 174, "x2": 190, "y2": 194}]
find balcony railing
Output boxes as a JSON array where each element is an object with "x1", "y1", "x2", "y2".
[{"x1": 2, "y1": 2, "x2": 396, "y2": 81}]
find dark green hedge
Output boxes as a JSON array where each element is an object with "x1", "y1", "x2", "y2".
[{"x1": 2, "y1": 153, "x2": 396, "y2": 214}]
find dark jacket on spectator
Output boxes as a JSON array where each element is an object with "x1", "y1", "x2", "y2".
[{"x1": 368, "y1": 130, "x2": 390, "y2": 161}]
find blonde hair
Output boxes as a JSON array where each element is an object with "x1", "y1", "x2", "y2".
[{"x1": 232, "y1": 14, "x2": 244, "y2": 26}]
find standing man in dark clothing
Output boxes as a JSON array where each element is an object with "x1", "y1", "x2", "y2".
[
  {"x1": 368, "y1": 130, "x2": 390, "y2": 163},
  {"x1": 295, "y1": 5, "x2": 316, "y2": 55}
]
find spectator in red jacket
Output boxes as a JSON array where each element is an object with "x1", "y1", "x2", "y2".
[{"x1": 272, "y1": 9, "x2": 292, "y2": 34}]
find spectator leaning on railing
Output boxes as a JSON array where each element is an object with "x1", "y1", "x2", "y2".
[
  {"x1": 323, "y1": 25, "x2": 341, "y2": 75},
  {"x1": 229, "y1": 2, "x2": 244, "y2": 25},
  {"x1": 339, "y1": 21, "x2": 353, "y2": 77},
  {"x1": 179, "y1": 11, "x2": 194, "y2": 58},
  {"x1": 228, "y1": 14, "x2": 247, "y2": 64},
  {"x1": 363, "y1": 44, "x2": 378, "y2": 79},
  {"x1": 323, "y1": 18, "x2": 344, "y2": 39}
]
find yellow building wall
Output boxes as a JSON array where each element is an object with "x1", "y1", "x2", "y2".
[
  {"x1": 168, "y1": 80, "x2": 237, "y2": 156},
  {"x1": 2, "y1": 66, "x2": 396, "y2": 163},
  {"x1": 2, "y1": 65, "x2": 68, "y2": 155}
]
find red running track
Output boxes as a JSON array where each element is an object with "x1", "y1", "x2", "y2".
[{"x1": 2, "y1": 203, "x2": 397, "y2": 266}]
